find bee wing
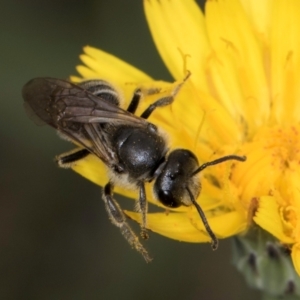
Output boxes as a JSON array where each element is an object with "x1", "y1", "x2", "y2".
[
  {"x1": 22, "y1": 77, "x2": 147, "y2": 167},
  {"x1": 22, "y1": 77, "x2": 148, "y2": 127}
]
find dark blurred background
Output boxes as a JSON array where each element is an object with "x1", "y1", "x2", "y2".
[{"x1": 1, "y1": 0, "x2": 259, "y2": 299}]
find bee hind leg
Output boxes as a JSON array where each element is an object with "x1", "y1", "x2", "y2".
[
  {"x1": 55, "y1": 148, "x2": 90, "y2": 168},
  {"x1": 136, "y1": 182, "x2": 149, "y2": 240},
  {"x1": 103, "y1": 182, "x2": 152, "y2": 262}
]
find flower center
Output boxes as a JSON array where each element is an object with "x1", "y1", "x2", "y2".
[
  {"x1": 260, "y1": 126, "x2": 300, "y2": 170},
  {"x1": 231, "y1": 125, "x2": 300, "y2": 239}
]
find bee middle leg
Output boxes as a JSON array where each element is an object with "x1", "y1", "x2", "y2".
[
  {"x1": 127, "y1": 72, "x2": 191, "y2": 119},
  {"x1": 126, "y1": 87, "x2": 163, "y2": 114},
  {"x1": 140, "y1": 71, "x2": 191, "y2": 119},
  {"x1": 126, "y1": 89, "x2": 143, "y2": 114},
  {"x1": 103, "y1": 182, "x2": 152, "y2": 262}
]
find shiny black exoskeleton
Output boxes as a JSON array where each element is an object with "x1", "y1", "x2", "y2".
[
  {"x1": 155, "y1": 149, "x2": 200, "y2": 208},
  {"x1": 22, "y1": 75, "x2": 246, "y2": 262},
  {"x1": 108, "y1": 125, "x2": 167, "y2": 178}
]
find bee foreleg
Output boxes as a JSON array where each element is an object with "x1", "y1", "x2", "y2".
[
  {"x1": 103, "y1": 183, "x2": 152, "y2": 262},
  {"x1": 55, "y1": 148, "x2": 90, "y2": 168}
]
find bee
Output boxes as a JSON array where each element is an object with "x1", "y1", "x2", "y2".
[{"x1": 22, "y1": 75, "x2": 246, "y2": 262}]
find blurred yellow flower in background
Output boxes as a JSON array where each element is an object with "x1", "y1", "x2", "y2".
[{"x1": 71, "y1": 0, "x2": 300, "y2": 275}]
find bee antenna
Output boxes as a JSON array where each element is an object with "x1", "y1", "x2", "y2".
[
  {"x1": 186, "y1": 186, "x2": 218, "y2": 250},
  {"x1": 191, "y1": 155, "x2": 246, "y2": 177}
]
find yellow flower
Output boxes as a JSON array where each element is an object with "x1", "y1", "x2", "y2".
[{"x1": 70, "y1": 0, "x2": 300, "y2": 274}]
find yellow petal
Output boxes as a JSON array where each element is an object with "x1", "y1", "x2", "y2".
[
  {"x1": 192, "y1": 87, "x2": 243, "y2": 147},
  {"x1": 270, "y1": 0, "x2": 300, "y2": 124},
  {"x1": 239, "y1": 0, "x2": 273, "y2": 41},
  {"x1": 205, "y1": 51, "x2": 246, "y2": 123},
  {"x1": 144, "y1": 0, "x2": 211, "y2": 92},
  {"x1": 79, "y1": 46, "x2": 152, "y2": 83},
  {"x1": 71, "y1": 153, "x2": 109, "y2": 188},
  {"x1": 254, "y1": 196, "x2": 294, "y2": 244},
  {"x1": 126, "y1": 209, "x2": 246, "y2": 242},
  {"x1": 73, "y1": 65, "x2": 100, "y2": 81},
  {"x1": 291, "y1": 244, "x2": 300, "y2": 276},
  {"x1": 212, "y1": 211, "x2": 247, "y2": 238},
  {"x1": 205, "y1": 0, "x2": 269, "y2": 134}
]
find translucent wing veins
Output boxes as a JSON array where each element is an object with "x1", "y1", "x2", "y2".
[{"x1": 22, "y1": 77, "x2": 150, "y2": 167}]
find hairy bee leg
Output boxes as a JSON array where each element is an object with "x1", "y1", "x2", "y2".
[
  {"x1": 56, "y1": 148, "x2": 90, "y2": 168},
  {"x1": 136, "y1": 182, "x2": 149, "y2": 240},
  {"x1": 126, "y1": 89, "x2": 142, "y2": 114},
  {"x1": 140, "y1": 71, "x2": 191, "y2": 119},
  {"x1": 126, "y1": 86, "x2": 163, "y2": 115},
  {"x1": 103, "y1": 183, "x2": 152, "y2": 262}
]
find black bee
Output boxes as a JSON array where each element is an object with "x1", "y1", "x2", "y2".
[{"x1": 22, "y1": 75, "x2": 246, "y2": 262}]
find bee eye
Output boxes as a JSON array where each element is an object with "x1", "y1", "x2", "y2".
[{"x1": 157, "y1": 190, "x2": 180, "y2": 208}]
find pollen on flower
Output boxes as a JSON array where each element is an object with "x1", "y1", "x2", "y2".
[
  {"x1": 238, "y1": 125, "x2": 300, "y2": 257},
  {"x1": 262, "y1": 126, "x2": 300, "y2": 169}
]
